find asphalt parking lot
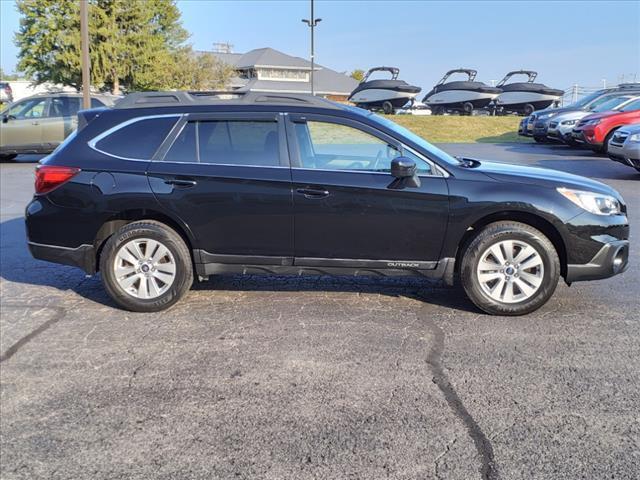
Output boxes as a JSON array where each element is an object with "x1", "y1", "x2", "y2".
[{"x1": 1, "y1": 143, "x2": 639, "y2": 480}]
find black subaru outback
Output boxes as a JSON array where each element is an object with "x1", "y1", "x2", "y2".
[{"x1": 25, "y1": 92, "x2": 629, "y2": 315}]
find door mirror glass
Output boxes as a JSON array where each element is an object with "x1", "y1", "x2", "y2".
[
  {"x1": 2, "y1": 115, "x2": 9, "y2": 123},
  {"x1": 391, "y1": 157, "x2": 416, "y2": 178}
]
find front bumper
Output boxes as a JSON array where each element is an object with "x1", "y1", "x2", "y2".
[
  {"x1": 566, "y1": 240, "x2": 629, "y2": 283},
  {"x1": 28, "y1": 241, "x2": 96, "y2": 274}
]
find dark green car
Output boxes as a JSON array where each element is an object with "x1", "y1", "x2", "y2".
[{"x1": 0, "y1": 93, "x2": 118, "y2": 160}]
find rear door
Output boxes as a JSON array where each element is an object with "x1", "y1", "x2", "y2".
[
  {"x1": 147, "y1": 112, "x2": 294, "y2": 263},
  {"x1": 286, "y1": 114, "x2": 449, "y2": 265}
]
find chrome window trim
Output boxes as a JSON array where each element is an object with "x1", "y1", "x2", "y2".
[
  {"x1": 153, "y1": 159, "x2": 290, "y2": 169},
  {"x1": 88, "y1": 114, "x2": 183, "y2": 162}
]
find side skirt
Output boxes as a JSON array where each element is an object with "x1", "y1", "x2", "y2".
[{"x1": 194, "y1": 250, "x2": 455, "y2": 285}]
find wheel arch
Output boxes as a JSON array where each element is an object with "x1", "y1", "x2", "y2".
[
  {"x1": 93, "y1": 209, "x2": 196, "y2": 271},
  {"x1": 454, "y1": 210, "x2": 568, "y2": 279}
]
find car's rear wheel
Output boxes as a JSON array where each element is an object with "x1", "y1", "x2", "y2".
[
  {"x1": 523, "y1": 104, "x2": 535, "y2": 116},
  {"x1": 461, "y1": 221, "x2": 560, "y2": 315},
  {"x1": 100, "y1": 220, "x2": 193, "y2": 312}
]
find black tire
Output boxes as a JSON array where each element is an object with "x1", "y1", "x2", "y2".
[
  {"x1": 523, "y1": 104, "x2": 535, "y2": 116},
  {"x1": 462, "y1": 102, "x2": 474, "y2": 115},
  {"x1": 460, "y1": 221, "x2": 560, "y2": 316},
  {"x1": 0, "y1": 154, "x2": 17, "y2": 161},
  {"x1": 100, "y1": 220, "x2": 193, "y2": 312},
  {"x1": 382, "y1": 101, "x2": 394, "y2": 114},
  {"x1": 597, "y1": 129, "x2": 617, "y2": 155},
  {"x1": 533, "y1": 136, "x2": 548, "y2": 144},
  {"x1": 432, "y1": 106, "x2": 444, "y2": 115}
]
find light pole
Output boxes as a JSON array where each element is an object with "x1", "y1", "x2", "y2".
[
  {"x1": 79, "y1": 0, "x2": 91, "y2": 109},
  {"x1": 302, "y1": 0, "x2": 321, "y2": 96}
]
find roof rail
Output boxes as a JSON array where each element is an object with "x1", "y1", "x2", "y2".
[
  {"x1": 618, "y1": 82, "x2": 640, "y2": 89},
  {"x1": 113, "y1": 90, "x2": 342, "y2": 110}
]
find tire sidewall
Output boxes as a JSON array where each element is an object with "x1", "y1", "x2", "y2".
[
  {"x1": 100, "y1": 222, "x2": 193, "y2": 312},
  {"x1": 462, "y1": 224, "x2": 560, "y2": 315}
]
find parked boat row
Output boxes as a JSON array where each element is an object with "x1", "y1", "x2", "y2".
[{"x1": 349, "y1": 67, "x2": 563, "y2": 116}]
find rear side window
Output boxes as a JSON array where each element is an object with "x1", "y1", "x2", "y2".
[
  {"x1": 94, "y1": 117, "x2": 178, "y2": 159},
  {"x1": 49, "y1": 97, "x2": 81, "y2": 117},
  {"x1": 162, "y1": 120, "x2": 280, "y2": 166}
]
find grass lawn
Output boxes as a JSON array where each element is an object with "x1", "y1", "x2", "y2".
[{"x1": 386, "y1": 115, "x2": 530, "y2": 143}]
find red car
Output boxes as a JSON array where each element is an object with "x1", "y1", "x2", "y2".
[{"x1": 571, "y1": 97, "x2": 640, "y2": 153}]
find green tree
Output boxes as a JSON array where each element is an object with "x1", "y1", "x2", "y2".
[
  {"x1": 14, "y1": 0, "x2": 231, "y2": 93},
  {"x1": 350, "y1": 69, "x2": 365, "y2": 82}
]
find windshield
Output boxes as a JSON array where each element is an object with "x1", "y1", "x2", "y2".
[
  {"x1": 619, "y1": 98, "x2": 640, "y2": 112},
  {"x1": 345, "y1": 106, "x2": 461, "y2": 166},
  {"x1": 571, "y1": 90, "x2": 606, "y2": 108},
  {"x1": 591, "y1": 95, "x2": 635, "y2": 112}
]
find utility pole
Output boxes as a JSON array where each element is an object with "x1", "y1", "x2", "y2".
[
  {"x1": 302, "y1": 0, "x2": 322, "y2": 96},
  {"x1": 80, "y1": 0, "x2": 91, "y2": 109}
]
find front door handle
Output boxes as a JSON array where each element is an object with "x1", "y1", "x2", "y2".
[
  {"x1": 297, "y1": 188, "x2": 330, "y2": 199},
  {"x1": 164, "y1": 178, "x2": 197, "y2": 188}
]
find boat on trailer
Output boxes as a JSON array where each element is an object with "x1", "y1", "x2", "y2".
[
  {"x1": 348, "y1": 67, "x2": 421, "y2": 114},
  {"x1": 494, "y1": 70, "x2": 564, "y2": 115},
  {"x1": 422, "y1": 69, "x2": 502, "y2": 115}
]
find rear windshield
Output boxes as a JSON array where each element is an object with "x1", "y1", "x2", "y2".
[{"x1": 94, "y1": 116, "x2": 178, "y2": 159}]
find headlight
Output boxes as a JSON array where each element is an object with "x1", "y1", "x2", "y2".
[
  {"x1": 587, "y1": 119, "x2": 601, "y2": 126},
  {"x1": 628, "y1": 133, "x2": 640, "y2": 142},
  {"x1": 561, "y1": 119, "x2": 578, "y2": 125},
  {"x1": 557, "y1": 188, "x2": 621, "y2": 216},
  {"x1": 538, "y1": 113, "x2": 555, "y2": 120}
]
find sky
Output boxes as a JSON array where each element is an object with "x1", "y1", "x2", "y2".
[{"x1": 1, "y1": 0, "x2": 639, "y2": 94}]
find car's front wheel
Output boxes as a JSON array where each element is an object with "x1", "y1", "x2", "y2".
[
  {"x1": 461, "y1": 221, "x2": 560, "y2": 315},
  {"x1": 100, "y1": 220, "x2": 193, "y2": 312}
]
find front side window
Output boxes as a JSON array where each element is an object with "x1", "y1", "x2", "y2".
[
  {"x1": 294, "y1": 120, "x2": 432, "y2": 174},
  {"x1": 5, "y1": 98, "x2": 48, "y2": 119},
  {"x1": 94, "y1": 116, "x2": 178, "y2": 159}
]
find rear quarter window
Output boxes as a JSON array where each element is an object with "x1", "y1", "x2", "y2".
[{"x1": 93, "y1": 116, "x2": 178, "y2": 159}]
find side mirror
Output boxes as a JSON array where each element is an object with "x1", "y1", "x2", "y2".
[
  {"x1": 2, "y1": 115, "x2": 8, "y2": 124},
  {"x1": 391, "y1": 157, "x2": 416, "y2": 178},
  {"x1": 389, "y1": 157, "x2": 420, "y2": 189}
]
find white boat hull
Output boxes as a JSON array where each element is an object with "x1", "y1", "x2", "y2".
[
  {"x1": 349, "y1": 89, "x2": 418, "y2": 106},
  {"x1": 424, "y1": 89, "x2": 500, "y2": 106}
]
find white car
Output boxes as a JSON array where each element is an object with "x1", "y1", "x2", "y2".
[
  {"x1": 608, "y1": 123, "x2": 640, "y2": 172},
  {"x1": 547, "y1": 94, "x2": 640, "y2": 144}
]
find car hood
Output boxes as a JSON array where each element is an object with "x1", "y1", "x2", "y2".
[
  {"x1": 551, "y1": 110, "x2": 590, "y2": 122},
  {"x1": 532, "y1": 106, "x2": 583, "y2": 119},
  {"x1": 467, "y1": 160, "x2": 619, "y2": 197},
  {"x1": 616, "y1": 123, "x2": 640, "y2": 135},
  {"x1": 580, "y1": 110, "x2": 619, "y2": 121}
]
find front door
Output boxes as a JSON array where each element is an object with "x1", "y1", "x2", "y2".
[
  {"x1": 147, "y1": 112, "x2": 294, "y2": 263},
  {"x1": 286, "y1": 114, "x2": 449, "y2": 266},
  {"x1": 0, "y1": 96, "x2": 48, "y2": 151}
]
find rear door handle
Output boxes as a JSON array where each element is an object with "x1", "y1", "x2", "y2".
[
  {"x1": 296, "y1": 188, "x2": 330, "y2": 199},
  {"x1": 164, "y1": 178, "x2": 197, "y2": 188}
]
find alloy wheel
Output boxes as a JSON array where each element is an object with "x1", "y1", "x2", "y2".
[
  {"x1": 113, "y1": 238, "x2": 176, "y2": 299},
  {"x1": 476, "y1": 239, "x2": 544, "y2": 304}
]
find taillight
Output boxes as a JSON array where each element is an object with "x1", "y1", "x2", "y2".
[{"x1": 35, "y1": 165, "x2": 80, "y2": 194}]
